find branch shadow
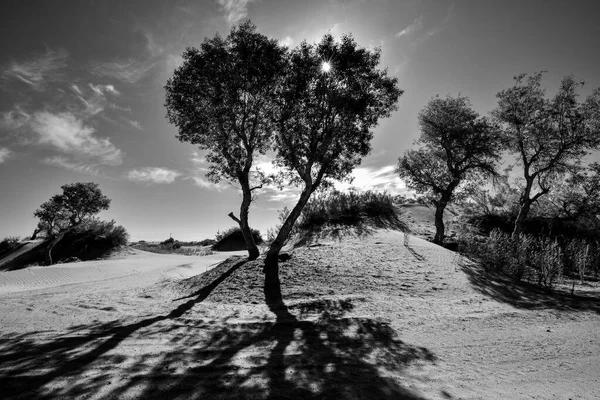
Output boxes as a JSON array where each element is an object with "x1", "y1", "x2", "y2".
[
  {"x1": 461, "y1": 263, "x2": 600, "y2": 314},
  {"x1": 1, "y1": 256, "x2": 436, "y2": 400}
]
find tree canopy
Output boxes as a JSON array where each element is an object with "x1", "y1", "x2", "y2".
[
  {"x1": 493, "y1": 72, "x2": 600, "y2": 237},
  {"x1": 397, "y1": 95, "x2": 502, "y2": 244},
  {"x1": 34, "y1": 182, "x2": 111, "y2": 264},
  {"x1": 263, "y1": 33, "x2": 402, "y2": 303},
  {"x1": 164, "y1": 20, "x2": 286, "y2": 259}
]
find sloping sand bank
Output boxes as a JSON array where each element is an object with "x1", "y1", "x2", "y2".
[{"x1": 0, "y1": 232, "x2": 599, "y2": 399}]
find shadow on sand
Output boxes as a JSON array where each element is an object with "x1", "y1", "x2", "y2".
[
  {"x1": 461, "y1": 263, "x2": 600, "y2": 314},
  {"x1": 0, "y1": 257, "x2": 435, "y2": 399}
]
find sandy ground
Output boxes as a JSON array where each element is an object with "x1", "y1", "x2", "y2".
[{"x1": 0, "y1": 229, "x2": 599, "y2": 399}]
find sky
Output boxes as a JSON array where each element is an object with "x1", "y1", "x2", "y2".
[{"x1": 1, "y1": 0, "x2": 600, "y2": 242}]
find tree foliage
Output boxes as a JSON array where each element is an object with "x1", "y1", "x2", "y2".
[
  {"x1": 33, "y1": 182, "x2": 111, "y2": 265},
  {"x1": 264, "y1": 33, "x2": 402, "y2": 303},
  {"x1": 493, "y1": 72, "x2": 600, "y2": 237},
  {"x1": 397, "y1": 95, "x2": 502, "y2": 244},
  {"x1": 34, "y1": 182, "x2": 111, "y2": 236},
  {"x1": 164, "y1": 21, "x2": 286, "y2": 259}
]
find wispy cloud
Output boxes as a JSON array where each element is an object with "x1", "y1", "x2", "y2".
[
  {"x1": 396, "y1": 15, "x2": 423, "y2": 38},
  {"x1": 334, "y1": 165, "x2": 406, "y2": 194},
  {"x1": 127, "y1": 167, "x2": 181, "y2": 184},
  {"x1": 0, "y1": 106, "x2": 30, "y2": 131},
  {"x1": 31, "y1": 111, "x2": 123, "y2": 165},
  {"x1": 1, "y1": 48, "x2": 68, "y2": 90},
  {"x1": 42, "y1": 155, "x2": 100, "y2": 176},
  {"x1": 279, "y1": 36, "x2": 294, "y2": 47},
  {"x1": 91, "y1": 59, "x2": 156, "y2": 84},
  {"x1": 187, "y1": 151, "x2": 225, "y2": 190},
  {"x1": 127, "y1": 119, "x2": 143, "y2": 130},
  {"x1": 217, "y1": 0, "x2": 258, "y2": 25},
  {"x1": 0, "y1": 147, "x2": 12, "y2": 163}
]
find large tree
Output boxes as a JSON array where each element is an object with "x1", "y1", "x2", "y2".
[
  {"x1": 397, "y1": 95, "x2": 503, "y2": 244},
  {"x1": 164, "y1": 21, "x2": 285, "y2": 260},
  {"x1": 34, "y1": 182, "x2": 110, "y2": 265},
  {"x1": 493, "y1": 72, "x2": 600, "y2": 238},
  {"x1": 264, "y1": 34, "x2": 402, "y2": 304}
]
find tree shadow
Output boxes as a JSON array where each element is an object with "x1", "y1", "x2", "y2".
[
  {"x1": 0, "y1": 257, "x2": 436, "y2": 399},
  {"x1": 461, "y1": 262, "x2": 600, "y2": 314}
]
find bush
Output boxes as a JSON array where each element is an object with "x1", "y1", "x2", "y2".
[
  {"x1": 213, "y1": 227, "x2": 263, "y2": 251},
  {"x1": 160, "y1": 237, "x2": 181, "y2": 250},
  {"x1": 298, "y1": 189, "x2": 402, "y2": 230},
  {"x1": 0, "y1": 236, "x2": 21, "y2": 257},
  {"x1": 53, "y1": 219, "x2": 129, "y2": 262},
  {"x1": 459, "y1": 228, "x2": 568, "y2": 289},
  {"x1": 197, "y1": 238, "x2": 216, "y2": 247}
]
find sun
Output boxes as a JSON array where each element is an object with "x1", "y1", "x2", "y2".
[{"x1": 321, "y1": 61, "x2": 332, "y2": 73}]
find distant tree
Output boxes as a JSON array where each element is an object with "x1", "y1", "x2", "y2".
[
  {"x1": 538, "y1": 162, "x2": 600, "y2": 221},
  {"x1": 164, "y1": 21, "x2": 286, "y2": 260},
  {"x1": 264, "y1": 33, "x2": 402, "y2": 303},
  {"x1": 397, "y1": 95, "x2": 503, "y2": 244},
  {"x1": 34, "y1": 182, "x2": 111, "y2": 265},
  {"x1": 493, "y1": 72, "x2": 600, "y2": 238}
]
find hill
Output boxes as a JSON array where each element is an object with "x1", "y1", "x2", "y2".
[{"x1": 0, "y1": 229, "x2": 599, "y2": 399}]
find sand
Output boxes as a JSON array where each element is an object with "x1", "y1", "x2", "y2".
[{"x1": 0, "y1": 230, "x2": 599, "y2": 399}]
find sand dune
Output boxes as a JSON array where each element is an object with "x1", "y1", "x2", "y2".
[{"x1": 1, "y1": 231, "x2": 599, "y2": 399}]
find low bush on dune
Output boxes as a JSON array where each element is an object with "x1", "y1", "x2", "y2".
[
  {"x1": 52, "y1": 219, "x2": 129, "y2": 262},
  {"x1": 0, "y1": 236, "x2": 22, "y2": 258},
  {"x1": 212, "y1": 227, "x2": 263, "y2": 251},
  {"x1": 458, "y1": 227, "x2": 600, "y2": 289},
  {"x1": 298, "y1": 189, "x2": 405, "y2": 231},
  {"x1": 133, "y1": 237, "x2": 215, "y2": 256}
]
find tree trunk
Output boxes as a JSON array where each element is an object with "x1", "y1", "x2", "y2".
[
  {"x1": 512, "y1": 200, "x2": 532, "y2": 239},
  {"x1": 45, "y1": 230, "x2": 67, "y2": 265},
  {"x1": 512, "y1": 179, "x2": 534, "y2": 239},
  {"x1": 433, "y1": 200, "x2": 448, "y2": 245},
  {"x1": 31, "y1": 228, "x2": 40, "y2": 240},
  {"x1": 264, "y1": 185, "x2": 314, "y2": 305},
  {"x1": 228, "y1": 178, "x2": 260, "y2": 260}
]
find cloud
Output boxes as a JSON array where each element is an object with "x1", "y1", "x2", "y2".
[
  {"x1": 127, "y1": 119, "x2": 143, "y2": 130},
  {"x1": 1, "y1": 48, "x2": 68, "y2": 90},
  {"x1": 187, "y1": 151, "x2": 225, "y2": 190},
  {"x1": 396, "y1": 15, "x2": 423, "y2": 38},
  {"x1": 91, "y1": 59, "x2": 156, "y2": 84},
  {"x1": 31, "y1": 111, "x2": 123, "y2": 165},
  {"x1": 279, "y1": 36, "x2": 294, "y2": 48},
  {"x1": 334, "y1": 165, "x2": 407, "y2": 195},
  {"x1": 42, "y1": 156, "x2": 100, "y2": 176},
  {"x1": 89, "y1": 83, "x2": 119, "y2": 96},
  {"x1": 0, "y1": 147, "x2": 12, "y2": 163},
  {"x1": 127, "y1": 167, "x2": 181, "y2": 184},
  {"x1": 217, "y1": 0, "x2": 258, "y2": 25},
  {"x1": 0, "y1": 107, "x2": 30, "y2": 131}
]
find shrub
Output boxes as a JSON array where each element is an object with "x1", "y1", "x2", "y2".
[
  {"x1": 459, "y1": 228, "x2": 566, "y2": 289},
  {"x1": 53, "y1": 219, "x2": 129, "y2": 262},
  {"x1": 160, "y1": 237, "x2": 181, "y2": 250},
  {"x1": 298, "y1": 189, "x2": 403, "y2": 231},
  {"x1": 0, "y1": 236, "x2": 21, "y2": 257},
  {"x1": 197, "y1": 238, "x2": 216, "y2": 247},
  {"x1": 213, "y1": 227, "x2": 263, "y2": 251}
]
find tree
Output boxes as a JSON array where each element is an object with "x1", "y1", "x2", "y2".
[
  {"x1": 397, "y1": 95, "x2": 503, "y2": 244},
  {"x1": 164, "y1": 21, "x2": 286, "y2": 260},
  {"x1": 493, "y1": 72, "x2": 600, "y2": 238},
  {"x1": 264, "y1": 33, "x2": 402, "y2": 304},
  {"x1": 34, "y1": 182, "x2": 110, "y2": 265},
  {"x1": 538, "y1": 162, "x2": 600, "y2": 221}
]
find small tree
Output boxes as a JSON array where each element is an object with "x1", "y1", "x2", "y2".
[
  {"x1": 493, "y1": 72, "x2": 600, "y2": 238},
  {"x1": 164, "y1": 21, "x2": 286, "y2": 260},
  {"x1": 34, "y1": 182, "x2": 111, "y2": 265},
  {"x1": 264, "y1": 34, "x2": 402, "y2": 303},
  {"x1": 397, "y1": 95, "x2": 503, "y2": 244}
]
